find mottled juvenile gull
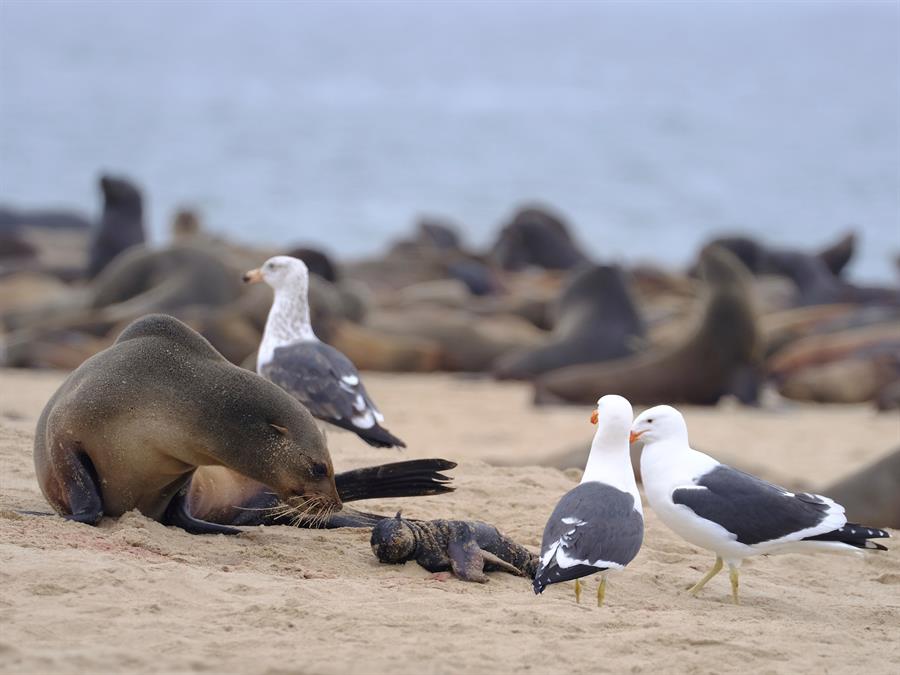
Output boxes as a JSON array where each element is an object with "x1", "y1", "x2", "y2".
[
  {"x1": 244, "y1": 256, "x2": 406, "y2": 448},
  {"x1": 533, "y1": 394, "x2": 643, "y2": 606},
  {"x1": 632, "y1": 404, "x2": 889, "y2": 604}
]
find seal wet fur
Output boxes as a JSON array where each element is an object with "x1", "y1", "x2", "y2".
[{"x1": 33, "y1": 314, "x2": 455, "y2": 534}]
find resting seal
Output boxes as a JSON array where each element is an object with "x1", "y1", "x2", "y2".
[
  {"x1": 535, "y1": 246, "x2": 761, "y2": 406},
  {"x1": 489, "y1": 205, "x2": 589, "y2": 271},
  {"x1": 823, "y1": 448, "x2": 900, "y2": 529},
  {"x1": 33, "y1": 314, "x2": 454, "y2": 534},
  {"x1": 494, "y1": 264, "x2": 645, "y2": 380},
  {"x1": 371, "y1": 512, "x2": 538, "y2": 582}
]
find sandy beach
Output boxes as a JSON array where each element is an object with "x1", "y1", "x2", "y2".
[{"x1": 1, "y1": 368, "x2": 898, "y2": 675}]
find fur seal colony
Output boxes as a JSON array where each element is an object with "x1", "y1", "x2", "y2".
[
  {"x1": 33, "y1": 314, "x2": 454, "y2": 534},
  {"x1": 4, "y1": 185, "x2": 897, "y2": 408},
  {"x1": 3, "y1": 180, "x2": 895, "y2": 610}
]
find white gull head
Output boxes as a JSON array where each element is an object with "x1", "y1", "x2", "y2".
[
  {"x1": 630, "y1": 404, "x2": 689, "y2": 447},
  {"x1": 244, "y1": 255, "x2": 317, "y2": 373}
]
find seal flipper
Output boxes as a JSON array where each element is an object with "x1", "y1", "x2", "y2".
[
  {"x1": 56, "y1": 447, "x2": 104, "y2": 525},
  {"x1": 480, "y1": 550, "x2": 527, "y2": 577},
  {"x1": 163, "y1": 487, "x2": 243, "y2": 535},
  {"x1": 447, "y1": 525, "x2": 489, "y2": 583}
]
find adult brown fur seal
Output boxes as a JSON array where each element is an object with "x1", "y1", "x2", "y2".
[
  {"x1": 494, "y1": 264, "x2": 645, "y2": 380},
  {"x1": 534, "y1": 246, "x2": 761, "y2": 406},
  {"x1": 33, "y1": 314, "x2": 454, "y2": 534}
]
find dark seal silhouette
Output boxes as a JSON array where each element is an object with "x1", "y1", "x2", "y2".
[
  {"x1": 535, "y1": 246, "x2": 762, "y2": 406},
  {"x1": 490, "y1": 206, "x2": 588, "y2": 271},
  {"x1": 87, "y1": 175, "x2": 145, "y2": 278},
  {"x1": 495, "y1": 264, "x2": 645, "y2": 380}
]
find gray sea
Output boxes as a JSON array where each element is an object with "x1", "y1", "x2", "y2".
[{"x1": 1, "y1": 0, "x2": 898, "y2": 280}]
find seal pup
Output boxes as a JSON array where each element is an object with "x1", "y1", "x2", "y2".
[
  {"x1": 33, "y1": 314, "x2": 453, "y2": 534},
  {"x1": 632, "y1": 405, "x2": 889, "y2": 604},
  {"x1": 533, "y1": 395, "x2": 643, "y2": 606},
  {"x1": 87, "y1": 175, "x2": 145, "y2": 279},
  {"x1": 245, "y1": 256, "x2": 406, "y2": 448},
  {"x1": 535, "y1": 246, "x2": 762, "y2": 406},
  {"x1": 371, "y1": 512, "x2": 538, "y2": 582},
  {"x1": 494, "y1": 264, "x2": 645, "y2": 380}
]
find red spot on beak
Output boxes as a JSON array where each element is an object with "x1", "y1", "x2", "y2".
[
  {"x1": 590, "y1": 410, "x2": 598, "y2": 425},
  {"x1": 630, "y1": 430, "x2": 644, "y2": 444}
]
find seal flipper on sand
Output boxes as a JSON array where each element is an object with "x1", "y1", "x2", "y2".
[
  {"x1": 52, "y1": 443, "x2": 104, "y2": 525},
  {"x1": 162, "y1": 486, "x2": 242, "y2": 535},
  {"x1": 447, "y1": 527, "x2": 489, "y2": 583}
]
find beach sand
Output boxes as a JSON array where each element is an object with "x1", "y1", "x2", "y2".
[{"x1": 1, "y1": 368, "x2": 898, "y2": 675}]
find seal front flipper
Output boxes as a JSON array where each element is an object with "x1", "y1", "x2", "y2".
[
  {"x1": 54, "y1": 445, "x2": 104, "y2": 525},
  {"x1": 163, "y1": 487, "x2": 242, "y2": 535},
  {"x1": 447, "y1": 525, "x2": 489, "y2": 583}
]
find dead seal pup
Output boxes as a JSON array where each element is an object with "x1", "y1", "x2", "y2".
[{"x1": 371, "y1": 512, "x2": 538, "y2": 582}]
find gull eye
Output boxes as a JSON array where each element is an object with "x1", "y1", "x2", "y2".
[{"x1": 647, "y1": 418, "x2": 654, "y2": 423}]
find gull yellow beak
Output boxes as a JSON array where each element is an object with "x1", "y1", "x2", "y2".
[
  {"x1": 590, "y1": 410, "x2": 598, "y2": 425},
  {"x1": 242, "y1": 268, "x2": 263, "y2": 284},
  {"x1": 629, "y1": 430, "x2": 644, "y2": 444}
]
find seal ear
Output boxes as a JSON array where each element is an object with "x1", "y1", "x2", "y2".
[
  {"x1": 269, "y1": 423, "x2": 290, "y2": 436},
  {"x1": 395, "y1": 510, "x2": 403, "y2": 521}
]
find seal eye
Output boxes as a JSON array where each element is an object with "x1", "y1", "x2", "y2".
[
  {"x1": 311, "y1": 462, "x2": 329, "y2": 479},
  {"x1": 269, "y1": 423, "x2": 289, "y2": 437}
]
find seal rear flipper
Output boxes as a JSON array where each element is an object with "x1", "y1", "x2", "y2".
[
  {"x1": 163, "y1": 488, "x2": 243, "y2": 535},
  {"x1": 335, "y1": 459, "x2": 456, "y2": 502},
  {"x1": 447, "y1": 529, "x2": 489, "y2": 583},
  {"x1": 480, "y1": 550, "x2": 526, "y2": 577}
]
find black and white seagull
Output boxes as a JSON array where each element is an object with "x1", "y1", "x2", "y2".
[
  {"x1": 533, "y1": 394, "x2": 644, "y2": 606},
  {"x1": 632, "y1": 404, "x2": 889, "y2": 604},
  {"x1": 244, "y1": 256, "x2": 406, "y2": 448}
]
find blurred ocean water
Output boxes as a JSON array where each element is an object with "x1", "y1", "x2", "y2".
[{"x1": 0, "y1": 0, "x2": 897, "y2": 280}]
